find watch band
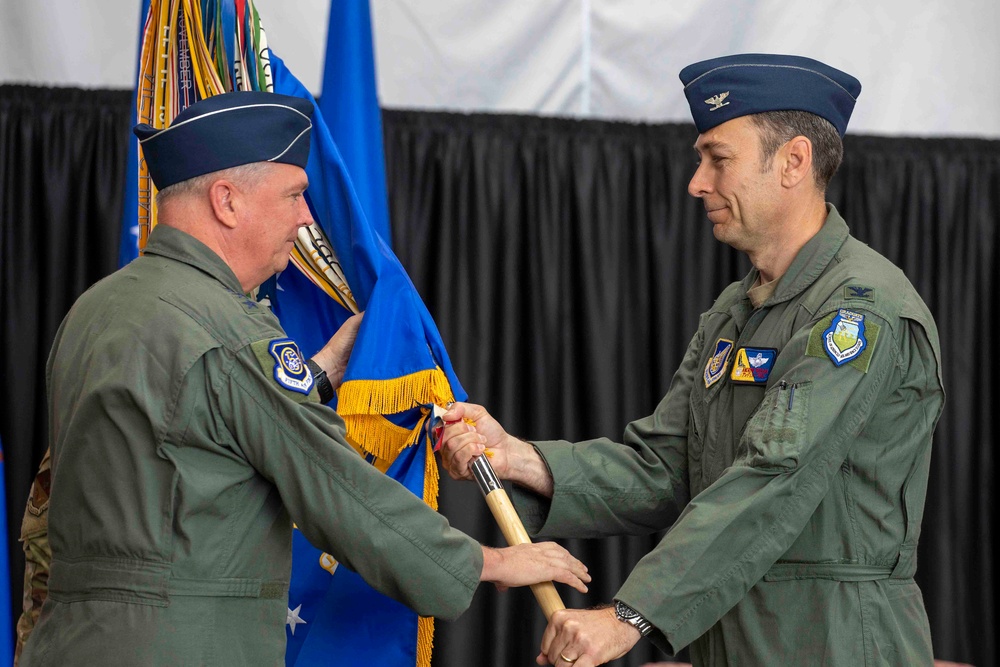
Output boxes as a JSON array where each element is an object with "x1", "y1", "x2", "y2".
[
  {"x1": 306, "y1": 360, "x2": 335, "y2": 404},
  {"x1": 613, "y1": 599, "x2": 654, "y2": 637}
]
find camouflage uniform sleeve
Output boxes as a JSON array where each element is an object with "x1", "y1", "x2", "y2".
[{"x1": 14, "y1": 448, "x2": 52, "y2": 666}]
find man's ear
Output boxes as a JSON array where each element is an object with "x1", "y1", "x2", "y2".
[
  {"x1": 780, "y1": 135, "x2": 813, "y2": 189},
  {"x1": 208, "y1": 179, "x2": 239, "y2": 229}
]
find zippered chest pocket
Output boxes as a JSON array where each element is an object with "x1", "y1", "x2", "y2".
[{"x1": 736, "y1": 380, "x2": 812, "y2": 470}]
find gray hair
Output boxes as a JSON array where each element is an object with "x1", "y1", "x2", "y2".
[
  {"x1": 154, "y1": 162, "x2": 273, "y2": 208},
  {"x1": 749, "y1": 110, "x2": 844, "y2": 191}
]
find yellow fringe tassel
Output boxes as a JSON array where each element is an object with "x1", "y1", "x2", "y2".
[
  {"x1": 337, "y1": 367, "x2": 455, "y2": 462},
  {"x1": 415, "y1": 439, "x2": 439, "y2": 666},
  {"x1": 337, "y1": 368, "x2": 455, "y2": 416},
  {"x1": 341, "y1": 412, "x2": 425, "y2": 462},
  {"x1": 417, "y1": 615, "x2": 434, "y2": 667},
  {"x1": 423, "y1": 434, "x2": 440, "y2": 511}
]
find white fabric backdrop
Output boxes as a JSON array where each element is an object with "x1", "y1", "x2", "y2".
[{"x1": 2, "y1": 0, "x2": 998, "y2": 137}]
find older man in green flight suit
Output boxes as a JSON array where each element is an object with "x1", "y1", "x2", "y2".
[
  {"x1": 20, "y1": 91, "x2": 591, "y2": 667},
  {"x1": 439, "y1": 54, "x2": 945, "y2": 666}
]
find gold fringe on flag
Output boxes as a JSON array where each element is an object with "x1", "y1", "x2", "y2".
[
  {"x1": 337, "y1": 368, "x2": 455, "y2": 461},
  {"x1": 417, "y1": 615, "x2": 435, "y2": 667},
  {"x1": 416, "y1": 436, "x2": 440, "y2": 667}
]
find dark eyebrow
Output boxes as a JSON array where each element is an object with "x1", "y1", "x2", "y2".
[{"x1": 695, "y1": 140, "x2": 733, "y2": 155}]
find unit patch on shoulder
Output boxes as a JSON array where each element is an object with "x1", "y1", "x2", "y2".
[
  {"x1": 729, "y1": 346, "x2": 777, "y2": 384},
  {"x1": 844, "y1": 285, "x2": 875, "y2": 301},
  {"x1": 268, "y1": 339, "x2": 313, "y2": 394},
  {"x1": 806, "y1": 309, "x2": 881, "y2": 373},
  {"x1": 704, "y1": 338, "x2": 734, "y2": 388},
  {"x1": 250, "y1": 338, "x2": 315, "y2": 398}
]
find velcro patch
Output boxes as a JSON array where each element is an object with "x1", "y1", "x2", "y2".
[
  {"x1": 730, "y1": 347, "x2": 777, "y2": 384},
  {"x1": 704, "y1": 338, "x2": 734, "y2": 388},
  {"x1": 250, "y1": 338, "x2": 315, "y2": 400},
  {"x1": 844, "y1": 285, "x2": 875, "y2": 301},
  {"x1": 806, "y1": 310, "x2": 880, "y2": 373}
]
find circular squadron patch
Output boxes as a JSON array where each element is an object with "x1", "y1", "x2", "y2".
[{"x1": 267, "y1": 338, "x2": 314, "y2": 394}]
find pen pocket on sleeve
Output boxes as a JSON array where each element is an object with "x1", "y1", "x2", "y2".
[{"x1": 738, "y1": 380, "x2": 812, "y2": 471}]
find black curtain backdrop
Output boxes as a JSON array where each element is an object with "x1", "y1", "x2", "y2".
[
  {"x1": 0, "y1": 85, "x2": 995, "y2": 667},
  {"x1": 0, "y1": 86, "x2": 130, "y2": 652}
]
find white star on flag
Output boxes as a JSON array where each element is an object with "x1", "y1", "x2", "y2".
[{"x1": 286, "y1": 603, "x2": 307, "y2": 635}]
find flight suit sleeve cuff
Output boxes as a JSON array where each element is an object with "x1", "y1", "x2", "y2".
[
  {"x1": 508, "y1": 442, "x2": 556, "y2": 535},
  {"x1": 508, "y1": 440, "x2": 585, "y2": 537},
  {"x1": 615, "y1": 584, "x2": 680, "y2": 656}
]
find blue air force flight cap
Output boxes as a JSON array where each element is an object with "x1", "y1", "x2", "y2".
[
  {"x1": 133, "y1": 91, "x2": 314, "y2": 190},
  {"x1": 679, "y1": 54, "x2": 861, "y2": 137}
]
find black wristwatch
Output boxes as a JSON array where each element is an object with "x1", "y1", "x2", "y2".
[
  {"x1": 306, "y1": 360, "x2": 335, "y2": 404},
  {"x1": 613, "y1": 599, "x2": 654, "y2": 637}
]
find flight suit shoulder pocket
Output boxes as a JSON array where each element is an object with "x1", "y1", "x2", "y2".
[{"x1": 737, "y1": 380, "x2": 812, "y2": 471}]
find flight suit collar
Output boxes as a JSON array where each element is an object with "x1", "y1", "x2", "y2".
[
  {"x1": 757, "y1": 204, "x2": 850, "y2": 308},
  {"x1": 142, "y1": 224, "x2": 247, "y2": 295}
]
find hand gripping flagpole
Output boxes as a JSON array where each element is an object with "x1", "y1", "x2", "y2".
[
  {"x1": 468, "y1": 454, "x2": 566, "y2": 620},
  {"x1": 431, "y1": 406, "x2": 565, "y2": 620}
]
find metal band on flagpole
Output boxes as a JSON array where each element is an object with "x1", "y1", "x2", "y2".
[{"x1": 469, "y1": 456, "x2": 566, "y2": 621}]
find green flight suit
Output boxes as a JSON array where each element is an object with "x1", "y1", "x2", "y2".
[
  {"x1": 513, "y1": 206, "x2": 944, "y2": 666},
  {"x1": 21, "y1": 225, "x2": 482, "y2": 666}
]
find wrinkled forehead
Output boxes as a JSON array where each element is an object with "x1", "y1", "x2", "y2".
[{"x1": 693, "y1": 116, "x2": 760, "y2": 153}]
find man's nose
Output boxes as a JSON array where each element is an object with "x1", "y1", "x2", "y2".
[
  {"x1": 298, "y1": 196, "x2": 314, "y2": 226},
  {"x1": 688, "y1": 163, "x2": 712, "y2": 198}
]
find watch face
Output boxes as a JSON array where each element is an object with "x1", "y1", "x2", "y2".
[{"x1": 615, "y1": 600, "x2": 638, "y2": 621}]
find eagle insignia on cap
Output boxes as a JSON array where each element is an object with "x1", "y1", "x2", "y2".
[{"x1": 705, "y1": 92, "x2": 730, "y2": 111}]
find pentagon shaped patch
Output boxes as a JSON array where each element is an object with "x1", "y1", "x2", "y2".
[{"x1": 730, "y1": 347, "x2": 777, "y2": 384}]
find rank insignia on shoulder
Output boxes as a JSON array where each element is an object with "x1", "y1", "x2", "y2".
[
  {"x1": 730, "y1": 346, "x2": 777, "y2": 384},
  {"x1": 704, "y1": 338, "x2": 734, "y2": 388},
  {"x1": 267, "y1": 338, "x2": 314, "y2": 395},
  {"x1": 844, "y1": 285, "x2": 875, "y2": 301}
]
